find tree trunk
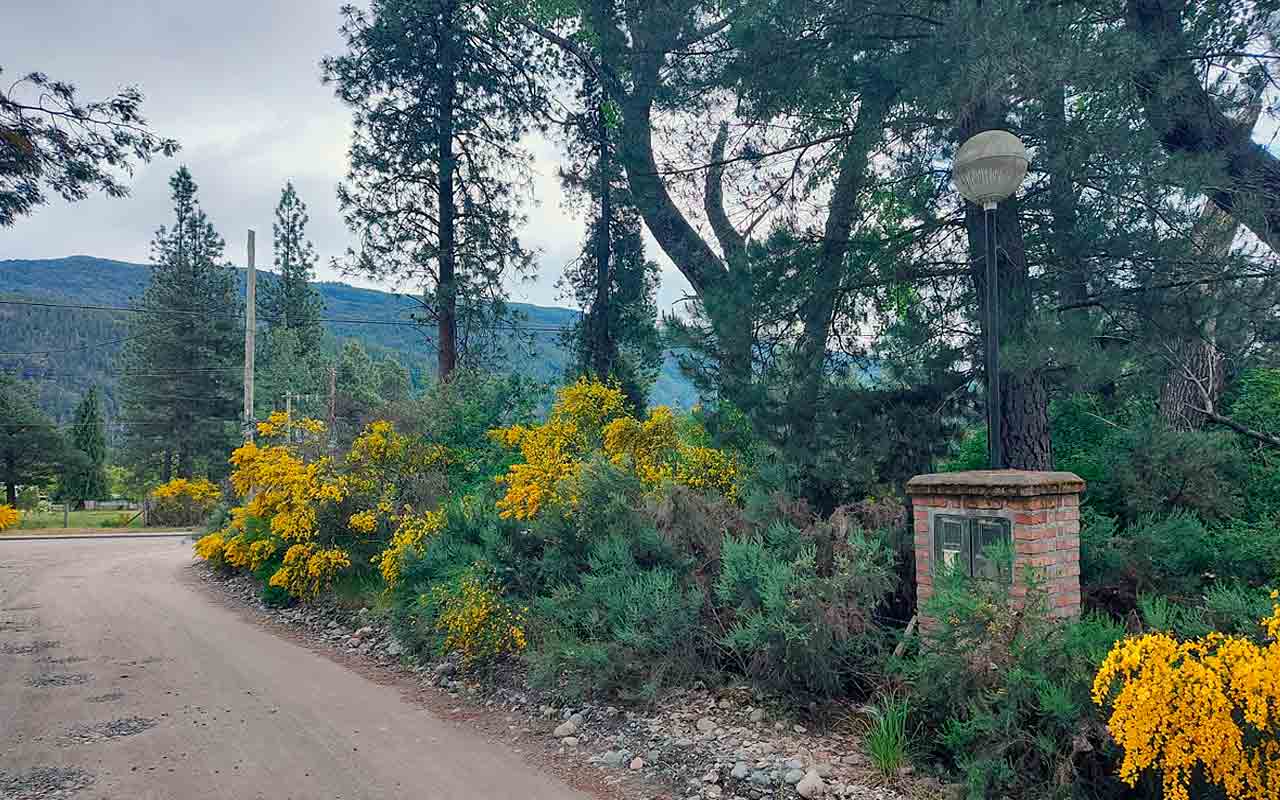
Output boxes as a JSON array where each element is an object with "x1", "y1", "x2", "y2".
[
  {"x1": 614, "y1": 60, "x2": 751, "y2": 401},
  {"x1": 1001, "y1": 371, "x2": 1053, "y2": 470},
  {"x1": 592, "y1": 101, "x2": 614, "y2": 380},
  {"x1": 5, "y1": 482, "x2": 15, "y2": 506},
  {"x1": 1160, "y1": 337, "x2": 1225, "y2": 431},
  {"x1": 436, "y1": 18, "x2": 459, "y2": 382},
  {"x1": 1156, "y1": 88, "x2": 1260, "y2": 430},
  {"x1": 788, "y1": 92, "x2": 891, "y2": 453}
]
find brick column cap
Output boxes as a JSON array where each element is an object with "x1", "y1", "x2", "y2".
[{"x1": 905, "y1": 470, "x2": 1085, "y2": 498}]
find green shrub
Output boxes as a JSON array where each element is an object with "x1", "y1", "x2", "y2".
[
  {"x1": 1092, "y1": 422, "x2": 1246, "y2": 523},
  {"x1": 714, "y1": 512, "x2": 896, "y2": 697},
  {"x1": 15, "y1": 486, "x2": 41, "y2": 511},
  {"x1": 1081, "y1": 509, "x2": 1280, "y2": 612},
  {"x1": 527, "y1": 531, "x2": 705, "y2": 701},
  {"x1": 907, "y1": 566, "x2": 1128, "y2": 799}
]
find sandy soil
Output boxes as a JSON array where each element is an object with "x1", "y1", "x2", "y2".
[{"x1": 0, "y1": 537, "x2": 591, "y2": 800}]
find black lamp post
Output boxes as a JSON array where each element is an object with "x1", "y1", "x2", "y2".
[{"x1": 954, "y1": 130, "x2": 1028, "y2": 470}]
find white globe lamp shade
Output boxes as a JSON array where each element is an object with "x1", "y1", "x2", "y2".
[{"x1": 954, "y1": 130, "x2": 1028, "y2": 209}]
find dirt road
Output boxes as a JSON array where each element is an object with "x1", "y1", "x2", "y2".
[{"x1": 0, "y1": 537, "x2": 590, "y2": 800}]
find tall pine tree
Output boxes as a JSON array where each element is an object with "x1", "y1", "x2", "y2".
[
  {"x1": 119, "y1": 167, "x2": 241, "y2": 480},
  {"x1": 63, "y1": 386, "x2": 108, "y2": 506},
  {"x1": 259, "y1": 181, "x2": 324, "y2": 350},
  {"x1": 323, "y1": 0, "x2": 546, "y2": 380},
  {"x1": 557, "y1": 82, "x2": 661, "y2": 409}
]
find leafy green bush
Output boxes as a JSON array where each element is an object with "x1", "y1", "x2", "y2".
[
  {"x1": 1092, "y1": 422, "x2": 1245, "y2": 524},
  {"x1": 714, "y1": 510, "x2": 896, "y2": 697},
  {"x1": 908, "y1": 566, "x2": 1127, "y2": 799},
  {"x1": 1081, "y1": 508, "x2": 1280, "y2": 612}
]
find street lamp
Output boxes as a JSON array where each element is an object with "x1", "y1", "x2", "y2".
[{"x1": 954, "y1": 130, "x2": 1028, "y2": 470}]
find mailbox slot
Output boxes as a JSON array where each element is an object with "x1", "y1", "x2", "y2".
[{"x1": 933, "y1": 514, "x2": 1012, "y2": 582}]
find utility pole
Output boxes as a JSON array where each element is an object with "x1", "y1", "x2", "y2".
[
  {"x1": 243, "y1": 229, "x2": 257, "y2": 441},
  {"x1": 328, "y1": 365, "x2": 337, "y2": 435}
]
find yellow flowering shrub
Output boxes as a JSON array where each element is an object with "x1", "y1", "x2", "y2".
[
  {"x1": 429, "y1": 563, "x2": 527, "y2": 667},
  {"x1": 375, "y1": 507, "x2": 448, "y2": 586},
  {"x1": 491, "y1": 378, "x2": 739, "y2": 519},
  {"x1": 1092, "y1": 592, "x2": 1280, "y2": 800},
  {"x1": 194, "y1": 531, "x2": 227, "y2": 567},
  {"x1": 226, "y1": 439, "x2": 343, "y2": 543},
  {"x1": 268, "y1": 542, "x2": 352, "y2": 600},
  {"x1": 255, "y1": 410, "x2": 326, "y2": 440},
  {"x1": 0, "y1": 504, "x2": 20, "y2": 531},
  {"x1": 149, "y1": 477, "x2": 222, "y2": 526},
  {"x1": 603, "y1": 406, "x2": 740, "y2": 500}
]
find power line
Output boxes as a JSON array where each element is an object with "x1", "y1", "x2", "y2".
[{"x1": 0, "y1": 297, "x2": 576, "y2": 333}]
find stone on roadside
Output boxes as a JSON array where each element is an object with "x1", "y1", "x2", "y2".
[
  {"x1": 749, "y1": 708, "x2": 765, "y2": 723},
  {"x1": 783, "y1": 768, "x2": 805, "y2": 784},
  {"x1": 796, "y1": 770, "x2": 825, "y2": 798},
  {"x1": 630, "y1": 757, "x2": 644, "y2": 770},
  {"x1": 385, "y1": 640, "x2": 404, "y2": 656},
  {"x1": 696, "y1": 718, "x2": 716, "y2": 733},
  {"x1": 562, "y1": 737, "x2": 578, "y2": 747},
  {"x1": 553, "y1": 720, "x2": 577, "y2": 738},
  {"x1": 731, "y1": 762, "x2": 750, "y2": 780}
]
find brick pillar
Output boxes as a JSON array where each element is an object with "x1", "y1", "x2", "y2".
[{"x1": 905, "y1": 470, "x2": 1084, "y2": 619}]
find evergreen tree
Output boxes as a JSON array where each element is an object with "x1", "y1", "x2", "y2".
[
  {"x1": 63, "y1": 386, "x2": 108, "y2": 505},
  {"x1": 0, "y1": 67, "x2": 178, "y2": 227},
  {"x1": 557, "y1": 82, "x2": 661, "y2": 409},
  {"x1": 118, "y1": 167, "x2": 242, "y2": 480},
  {"x1": 323, "y1": 0, "x2": 546, "y2": 380},
  {"x1": 254, "y1": 327, "x2": 327, "y2": 421},
  {"x1": 259, "y1": 181, "x2": 324, "y2": 351},
  {"x1": 0, "y1": 375, "x2": 67, "y2": 505}
]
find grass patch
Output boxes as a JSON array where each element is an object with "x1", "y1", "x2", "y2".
[{"x1": 862, "y1": 692, "x2": 913, "y2": 776}]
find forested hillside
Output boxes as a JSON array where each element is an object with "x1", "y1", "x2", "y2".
[{"x1": 0, "y1": 256, "x2": 698, "y2": 423}]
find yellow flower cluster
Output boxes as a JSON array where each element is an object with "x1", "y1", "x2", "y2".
[
  {"x1": 344, "y1": 420, "x2": 450, "y2": 494},
  {"x1": 491, "y1": 378, "x2": 739, "y2": 520},
  {"x1": 255, "y1": 410, "x2": 326, "y2": 440},
  {"x1": 151, "y1": 477, "x2": 222, "y2": 506},
  {"x1": 1092, "y1": 593, "x2": 1280, "y2": 800},
  {"x1": 375, "y1": 507, "x2": 448, "y2": 586},
  {"x1": 194, "y1": 531, "x2": 227, "y2": 566},
  {"x1": 348, "y1": 509, "x2": 378, "y2": 535},
  {"x1": 0, "y1": 504, "x2": 20, "y2": 531},
  {"x1": 430, "y1": 565, "x2": 527, "y2": 667},
  {"x1": 227, "y1": 440, "x2": 343, "y2": 543},
  {"x1": 676, "y1": 445, "x2": 739, "y2": 500},
  {"x1": 492, "y1": 419, "x2": 585, "y2": 520},
  {"x1": 268, "y1": 542, "x2": 352, "y2": 600},
  {"x1": 603, "y1": 406, "x2": 739, "y2": 500},
  {"x1": 222, "y1": 534, "x2": 278, "y2": 572}
]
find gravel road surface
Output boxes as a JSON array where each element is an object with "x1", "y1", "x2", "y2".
[{"x1": 0, "y1": 537, "x2": 590, "y2": 800}]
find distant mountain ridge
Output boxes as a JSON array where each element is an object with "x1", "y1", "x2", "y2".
[{"x1": 0, "y1": 256, "x2": 698, "y2": 422}]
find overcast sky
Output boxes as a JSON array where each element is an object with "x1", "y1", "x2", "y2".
[{"x1": 2, "y1": 0, "x2": 693, "y2": 312}]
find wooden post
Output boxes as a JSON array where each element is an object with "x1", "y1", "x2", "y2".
[{"x1": 243, "y1": 229, "x2": 257, "y2": 440}]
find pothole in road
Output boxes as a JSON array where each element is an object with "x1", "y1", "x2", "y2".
[
  {"x1": 59, "y1": 717, "x2": 157, "y2": 746},
  {"x1": 86, "y1": 691, "x2": 125, "y2": 703},
  {"x1": 27, "y1": 673, "x2": 90, "y2": 687},
  {"x1": 36, "y1": 655, "x2": 86, "y2": 665},
  {"x1": 0, "y1": 640, "x2": 59, "y2": 655},
  {"x1": 0, "y1": 766, "x2": 94, "y2": 799}
]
